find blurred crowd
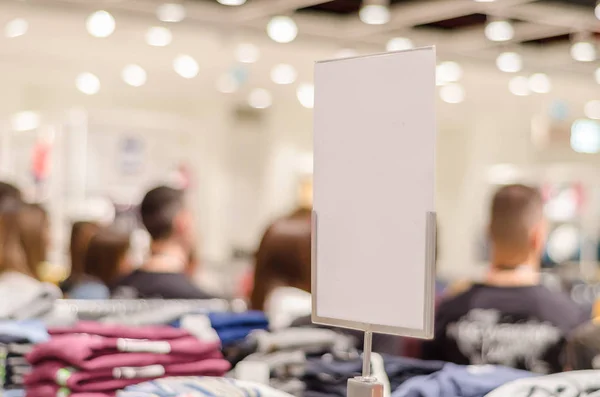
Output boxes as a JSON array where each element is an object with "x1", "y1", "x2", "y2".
[{"x1": 3, "y1": 178, "x2": 600, "y2": 381}]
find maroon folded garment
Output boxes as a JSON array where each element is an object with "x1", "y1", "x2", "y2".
[
  {"x1": 49, "y1": 321, "x2": 188, "y2": 340},
  {"x1": 25, "y1": 359, "x2": 231, "y2": 392},
  {"x1": 27, "y1": 334, "x2": 222, "y2": 369},
  {"x1": 26, "y1": 384, "x2": 114, "y2": 397}
]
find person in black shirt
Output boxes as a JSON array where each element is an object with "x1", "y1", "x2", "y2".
[
  {"x1": 113, "y1": 186, "x2": 213, "y2": 299},
  {"x1": 422, "y1": 184, "x2": 587, "y2": 374}
]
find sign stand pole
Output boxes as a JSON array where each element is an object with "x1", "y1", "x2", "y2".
[{"x1": 347, "y1": 330, "x2": 383, "y2": 397}]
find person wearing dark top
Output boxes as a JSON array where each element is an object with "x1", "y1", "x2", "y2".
[
  {"x1": 113, "y1": 186, "x2": 213, "y2": 299},
  {"x1": 422, "y1": 184, "x2": 587, "y2": 374}
]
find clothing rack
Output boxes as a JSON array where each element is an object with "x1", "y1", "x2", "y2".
[{"x1": 54, "y1": 298, "x2": 246, "y2": 321}]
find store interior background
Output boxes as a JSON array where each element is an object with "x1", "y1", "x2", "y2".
[{"x1": 1, "y1": 0, "x2": 599, "y2": 296}]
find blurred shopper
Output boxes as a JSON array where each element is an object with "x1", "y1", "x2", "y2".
[
  {"x1": 0, "y1": 181, "x2": 22, "y2": 212},
  {"x1": 61, "y1": 221, "x2": 100, "y2": 295},
  {"x1": 17, "y1": 203, "x2": 49, "y2": 280},
  {"x1": 0, "y1": 204, "x2": 63, "y2": 320},
  {"x1": 113, "y1": 186, "x2": 213, "y2": 299},
  {"x1": 422, "y1": 184, "x2": 587, "y2": 374},
  {"x1": 250, "y1": 214, "x2": 311, "y2": 325}
]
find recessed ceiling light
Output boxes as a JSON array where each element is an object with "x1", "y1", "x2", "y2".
[
  {"x1": 5, "y1": 18, "x2": 28, "y2": 38},
  {"x1": 571, "y1": 41, "x2": 596, "y2": 62},
  {"x1": 146, "y1": 26, "x2": 172, "y2": 47},
  {"x1": 528, "y1": 73, "x2": 551, "y2": 94},
  {"x1": 11, "y1": 111, "x2": 40, "y2": 132},
  {"x1": 157, "y1": 3, "x2": 185, "y2": 23},
  {"x1": 76, "y1": 72, "x2": 101, "y2": 95},
  {"x1": 248, "y1": 89, "x2": 272, "y2": 109},
  {"x1": 217, "y1": 0, "x2": 247, "y2": 5},
  {"x1": 235, "y1": 43, "x2": 260, "y2": 64},
  {"x1": 267, "y1": 16, "x2": 298, "y2": 44},
  {"x1": 585, "y1": 100, "x2": 600, "y2": 120},
  {"x1": 271, "y1": 64, "x2": 297, "y2": 85},
  {"x1": 334, "y1": 48, "x2": 358, "y2": 59},
  {"x1": 485, "y1": 20, "x2": 514, "y2": 42},
  {"x1": 595, "y1": 2, "x2": 600, "y2": 20},
  {"x1": 297, "y1": 83, "x2": 314, "y2": 109},
  {"x1": 496, "y1": 52, "x2": 522, "y2": 73},
  {"x1": 86, "y1": 10, "x2": 115, "y2": 38},
  {"x1": 359, "y1": 4, "x2": 390, "y2": 25},
  {"x1": 437, "y1": 61, "x2": 463, "y2": 83},
  {"x1": 386, "y1": 37, "x2": 413, "y2": 52},
  {"x1": 439, "y1": 84, "x2": 465, "y2": 104},
  {"x1": 122, "y1": 64, "x2": 147, "y2": 87},
  {"x1": 509, "y1": 76, "x2": 530, "y2": 96},
  {"x1": 571, "y1": 119, "x2": 600, "y2": 154},
  {"x1": 173, "y1": 54, "x2": 199, "y2": 78}
]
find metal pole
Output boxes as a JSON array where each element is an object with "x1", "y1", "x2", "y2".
[{"x1": 362, "y1": 330, "x2": 372, "y2": 378}]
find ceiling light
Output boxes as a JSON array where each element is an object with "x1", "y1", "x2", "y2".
[
  {"x1": 439, "y1": 83, "x2": 465, "y2": 104},
  {"x1": 297, "y1": 83, "x2": 314, "y2": 109},
  {"x1": 596, "y1": 68, "x2": 600, "y2": 84},
  {"x1": 571, "y1": 40, "x2": 596, "y2": 62},
  {"x1": 217, "y1": 0, "x2": 247, "y2": 5},
  {"x1": 248, "y1": 88, "x2": 272, "y2": 109},
  {"x1": 386, "y1": 37, "x2": 413, "y2": 52},
  {"x1": 76, "y1": 73, "x2": 101, "y2": 95},
  {"x1": 528, "y1": 73, "x2": 551, "y2": 94},
  {"x1": 485, "y1": 20, "x2": 514, "y2": 42},
  {"x1": 596, "y1": 1, "x2": 600, "y2": 20},
  {"x1": 271, "y1": 64, "x2": 297, "y2": 85},
  {"x1": 11, "y1": 111, "x2": 40, "y2": 132},
  {"x1": 216, "y1": 73, "x2": 238, "y2": 93},
  {"x1": 122, "y1": 64, "x2": 147, "y2": 87},
  {"x1": 235, "y1": 43, "x2": 260, "y2": 64},
  {"x1": 157, "y1": 3, "x2": 185, "y2": 23},
  {"x1": 509, "y1": 76, "x2": 530, "y2": 96},
  {"x1": 571, "y1": 119, "x2": 600, "y2": 154},
  {"x1": 496, "y1": 52, "x2": 522, "y2": 73},
  {"x1": 267, "y1": 16, "x2": 298, "y2": 44},
  {"x1": 585, "y1": 100, "x2": 600, "y2": 120},
  {"x1": 173, "y1": 54, "x2": 199, "y2": 78},
  {"x1": 437, "y1": 61, "x2": 463, "y2": 84},
  {"x1": 5, "y1": 18, "x2": 28, "y2": 38},
  {"x1": 86, "y1": 10, "x2": 115, "y2": 38},
  {"x1": 359, "y1": 1, "x2": 391, "y2": 25},
  {"x1": 334, "y1": 48, "x2": 358, "y2": 59},
  {"x1": 146, "y1": 26, "x2": 172, "y2": 47}
]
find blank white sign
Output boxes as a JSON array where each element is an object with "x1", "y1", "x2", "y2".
[{"x1": 312, "y1": 47, "x2": 436, "y2": 338}]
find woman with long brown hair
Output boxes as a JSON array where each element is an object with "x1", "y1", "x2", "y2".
[
  {"x1": 61, "y1": 221, "x2": 100, "y2": 294},
  {"x1": 17, "y1": 203, "x2": 49, "y2": 279},
  {"x1": 66, "y1": 228, "x2": 131, "y2": 299},
  {"x1": 250, "y1": 213, "x2": 312, "y2": 328}
]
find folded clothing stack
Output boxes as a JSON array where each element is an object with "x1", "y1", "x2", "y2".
[
  {"x1": 25, "y1": 322, "x2": 231, "y2": 397},
  {"x1": 233, "y1": 328, "x2": 359, "y2": 396},
  {"x1": 117, "y1": 376, "x2": 295, "y2": 397},
  {"x1": 172, "y1": 311, "x2": 269, "y2": 348},
  {"x1": 0, "y1": 320, "x2": 49, "y2": 395}
]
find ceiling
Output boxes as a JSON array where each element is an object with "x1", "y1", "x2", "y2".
[{"x1": 32, "y1": 0, "x2": 597, "y2": 77}]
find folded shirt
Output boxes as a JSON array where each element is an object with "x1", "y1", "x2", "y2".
[
  {"x1": 49, "y1": 322, "x2": 189, "y2": 340},
  {"x1": 118, "y1": 376, "x2": 296, "y2": 397},
  {"x1": 390, "y1": 363, "x2": 535, "y2": 397},
  {"x1": 486, "y1": 369, "x2": 600, "y2": 397},
  {"x1": 0, "y1": 320, "x2": 49, "y2": 344},
  {"x1": 25, "y1": 359, "x2": 231, "y2": 392},
  {"x1": 207, "y1": 312, "x2": 268, "y2": 330},
  {"x1": 27, "y1": 334, "x2": 221, "y2": 367},
  {"x1": 0, "y1": 272, "x2": 61, "y2": 322}
]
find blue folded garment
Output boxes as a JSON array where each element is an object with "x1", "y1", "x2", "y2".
[
  {"x1": 207, "y1": 311, "x2": 268, "y2": 330},
  {"x1": 391, "y1": 363, "x2": 536, "y2": 397},
  {"x1": 0, "y1": 320, "x2": 48, "y2": 344}
]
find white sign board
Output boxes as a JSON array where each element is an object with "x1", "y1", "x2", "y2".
[{"x1": 311, "y1": 47, "x2": 437, "y2": 338}]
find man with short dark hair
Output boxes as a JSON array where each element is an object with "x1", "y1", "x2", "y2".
[
  {"x1": 422, "y1": 184, "x2": 586, "y2": 374},
  {"x1": 113, "y1": 186, "x2": 213, "y2": 299}
]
